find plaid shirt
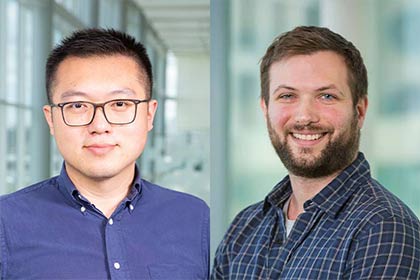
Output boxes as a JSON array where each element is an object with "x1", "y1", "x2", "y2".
[{"x1": 212, "y1": 153, "x2": 420, "y2": 279}]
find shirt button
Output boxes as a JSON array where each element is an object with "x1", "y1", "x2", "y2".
[
  {"x1": 108, "y1": 218, "x2": 114, "y2": 225},
  {"x1": 129, "y1": 204, "x2": 134, "y2": 211},
  {"x1": 114, "y1": 262, "x2": 120, "y2": 270},
  {"x1": 80, "y1": 206, "x2": 86, "y2": 213}
]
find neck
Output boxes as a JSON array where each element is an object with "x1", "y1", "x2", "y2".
[
  {"x1": 65, "y1": 163, "x2": 135, "y2": 218},
  {"x1": 286, "y1": 171, "x2": 339, "y2": 220}
]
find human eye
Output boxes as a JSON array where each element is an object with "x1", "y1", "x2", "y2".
[
  {"x1": 320, "y1": 93, "x2": 337, "y2": 101},
  {"x1": 277, "y1": 93, "x2": 296, "y2": 102},
  {"x1": 109, "y1": 100, "x2": 132, "y2": 111},
  {"x1": 64, "y1": 102, "x2": 89, "y2": 113}
]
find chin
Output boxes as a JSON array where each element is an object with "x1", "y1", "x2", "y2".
[
  {"x1": 81, "y1": 164, "x2": 121, "y2": 179},
  {"x1": 293, "y1": 148, "x2": 321, "y2": 160}
]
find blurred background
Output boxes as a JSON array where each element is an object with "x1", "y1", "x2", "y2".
[
  {"x1": 0, "y1": 0, "x2": 209, "y2": 203},
  {"x1": 211, "y1": 0, "x2": 420, "y2": 255},
  {"x1": 2, "y1": 0, "x2": 420, "y2": 262}
]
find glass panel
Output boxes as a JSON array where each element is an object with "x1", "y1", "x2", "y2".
[
  {"x1": 378, "y1": 1, "x2": 420, "y2": 115},
  {"x1": 164, "y1": 99, "x2": 178, "y2": 135},
  {"x1": 378, "y1": 165, "x2": 420, "y2": 216},
  {"x1": 372, "y1": 0, "x2": 420, "y2": 217},
  {"x1": 21, "y1": 5, "x2": 34, "y2": 106},
  {"x1": 54, "y1": 0, "x2": 93, "y2": 27},
  {"x1": 165, "y1": 53, "x2": 178, "y2": 98},
  {"x1": 23, "y1": 108, "x2": 32, "y2": 187},
  {"x1": 126, "y1": 3, "x2": 143, "y2": 40},
  {"x1": 238, "y1": 0, "x2": 256, "y2": 50},
  {"x1": 98, "y1": 0, "x2": 122, "y2": 29},
  {"x1": 6, "y1": 106, "x2": 18, "y2": 193},
  {"x1": 1, "y1": 0, "x2": 39, "y2": 194},
  {"x1": 0, "y1": 103, "x2": 6, "y2": 195},
  {"x1": 5, "y1": 0, "x2": 19, "y2": 104}
]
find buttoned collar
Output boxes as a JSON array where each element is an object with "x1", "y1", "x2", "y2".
[
  {"x1": 56, "y1": 162, "x2": 143, "y2": 210},
  {"x1": 263, "y1": 152, "x2": 370, "y2": 218},
  {"x1": 263, "y1": 176, "x2": 292, "y2": 214}
]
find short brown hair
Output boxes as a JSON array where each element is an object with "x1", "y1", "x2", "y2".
[{"x1": 260, "y1": 26, "x2": 368, "y2": 106}]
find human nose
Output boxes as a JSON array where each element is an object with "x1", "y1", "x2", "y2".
[
  {"x1": 293, "y1": 98, "x2": 320, "y2": 126},
  {"x1": 87, "y1": 106, "x2": 111, "y2": 134}
]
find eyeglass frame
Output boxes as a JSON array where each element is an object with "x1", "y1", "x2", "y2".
[{"x1": 50, "y1": 98, "x2": 150, "y2": 127}]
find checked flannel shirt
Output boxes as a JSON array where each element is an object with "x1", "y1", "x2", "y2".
[{"x1": 212, "y1": 153, "x2": 420, "y2": 279}]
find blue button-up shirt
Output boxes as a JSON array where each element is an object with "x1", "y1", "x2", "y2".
[
  {"x1": 212, "y1": 153, "x2": 420, "y2": 279},
  {"x1": 0, "y1": 164, "x2": 209, "y2": 279}
]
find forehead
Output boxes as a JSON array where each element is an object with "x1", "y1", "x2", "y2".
[
  {"x1": 51, "y1": 55, "x2": 147, "y2": 100},
  {"x1": 55, "y1": 54, "x2": 142, "y2": 76},
  {"x1": 269, "y1": 51, "x2": 350, "y2": 92}
]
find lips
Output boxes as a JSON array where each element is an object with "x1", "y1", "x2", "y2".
[{"x1": 84, "y1": 143, "x2": 117, "y2": 155}]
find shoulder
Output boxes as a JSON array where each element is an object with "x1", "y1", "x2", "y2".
[
  {"x1": 219, "y1": 200, "x2": 265, "y2": 245},
  {"x1": 0, "y1": 177, "x2": 59, "y2": 207},
  {"x1": 140, "y1": 179, "x2": 209, "y2": 212},
  {"x1": 343, "y1": 179, "x2": 420, "y2": 278},
  {"x1": 0, "y1": 177, "x2": 62, "y2": 227},
  {"x1": 347, "y1": 177, "x2": 420, "y2": 237},
  {"x1": 139, "y1": 180, "x2": 209, "y2": 261},
  {"x1": 231, "y1": 200, "x2": 265, "y2": 225},
  {"x1": 212, "y1": 200, "x2": 265, "y2": 277}
]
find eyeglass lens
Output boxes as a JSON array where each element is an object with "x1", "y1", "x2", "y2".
[{"x1": 62, "y1": 100, "x2": 138, "y2": 126}]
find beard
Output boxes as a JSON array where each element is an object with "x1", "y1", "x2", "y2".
[{"x1": 267, "y1": 112, "x2": 360, "y2": 178}]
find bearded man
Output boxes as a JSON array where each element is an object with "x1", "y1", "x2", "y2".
[{"x1": 212, "y1": 26, "x2": 420, "y2": 280}]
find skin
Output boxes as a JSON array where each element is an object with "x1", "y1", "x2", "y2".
[
  {"x1": 260, "y1": 51, "x2": 368, "y2": 220},
  {"x1": 43, "y1": 55, "x2": 157, "y2": 218}
]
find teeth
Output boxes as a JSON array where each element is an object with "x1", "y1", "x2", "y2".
[{"x1": 293, "y1": 133, "x2": 323, "y2": 141}]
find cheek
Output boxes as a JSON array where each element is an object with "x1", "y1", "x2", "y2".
[
  {"x1": 52, "y1": 126, "x2": 84, "y2": 156},
  {"x1": 268, "y1": 105, "x2": 292, "y2": 128},
  {"x1": 123, "y1": 123, "x2": 149, "y2": 148},
  {"x1": 325, "y1": 108, "x2": 355, "y2": 133}
]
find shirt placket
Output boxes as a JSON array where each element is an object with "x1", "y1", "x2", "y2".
[
  {"x1": 263, "y1": 208, "x2": 288, "y2": 279},
  {"x1": 279, "y1": 206, "x2": 322, "y2": 279},
  {"x1": 105, "y1": 209, "x2": 131, "y2": 280}
]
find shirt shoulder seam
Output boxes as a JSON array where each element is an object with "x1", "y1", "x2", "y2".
[{"x1": 0, "y1": 177, "x2": 58, "y2": 202}]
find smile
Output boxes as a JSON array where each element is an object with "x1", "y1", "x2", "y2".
[{"x1": 292, "y1": 133, "x2": 325, "y2": 141}]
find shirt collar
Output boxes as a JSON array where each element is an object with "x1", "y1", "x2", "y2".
[
  {"x1": 263, "y1": 152, "x2": 370, "y2": 217},
  {"x1": 263, "y1": 176, "x2": 292, "y2": 214},
  {"x1": 56, "y1": 162, "x2": 143, "y2": 207},
  {"x1": 309, "y1": 152, "x2": 370, "y2": 217}
]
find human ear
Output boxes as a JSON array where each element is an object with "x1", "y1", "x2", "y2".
[
  {"x1": 146, "y1": 100, "x2": 158, "y2": 131},
  {"x1": 260, "y1": 98, "x2": 268, "y2": 122},
  {"x1": 355, "y1": 97, "x2": 368, "y2": 129},
  {"x1": 43, "y1": 105, "x2": 55, "y2": 135}
]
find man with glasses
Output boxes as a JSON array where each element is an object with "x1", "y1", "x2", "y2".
[{"x1": 0, "y1": 29, "x2": 209, "y2": 279}]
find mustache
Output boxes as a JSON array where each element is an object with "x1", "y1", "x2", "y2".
[{"x1": 287, "y1": 123, "x2": 332, "y2": 133}]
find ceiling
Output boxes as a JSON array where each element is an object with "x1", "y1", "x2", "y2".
[{"x1": 134, "y1": 0, "x2": 210, "y2": 55}]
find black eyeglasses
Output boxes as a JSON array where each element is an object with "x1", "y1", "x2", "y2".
[{"x1": 50, "y1": 99, "x2": 150, "y2": 127}]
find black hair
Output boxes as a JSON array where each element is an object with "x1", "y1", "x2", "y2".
[{"x1": 45, "y1": 28, "x2": 153, "y2": 103}]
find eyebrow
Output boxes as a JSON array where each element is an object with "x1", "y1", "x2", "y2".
[
  {"x1": 315, "y1": 85, "x2": 345, "y2": 96},
  {"x1": 271, "y1": 84, "x2": 345, "y2": 96},
  {"x1": 60, "y1": 88, "x2": 136, "y2": 100},
  {"x1": 271, "y1": 85, "x2": 296, "y2": 95},
  {"x1": 109, "y1": 88, "x2": 136, "y2": 96},
  {"x1": 60, "y1": 91, "x2": 88, "y2": 100},
  {"x1": 315, "y1": 84, "x2": 338, "y2": 91}
]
